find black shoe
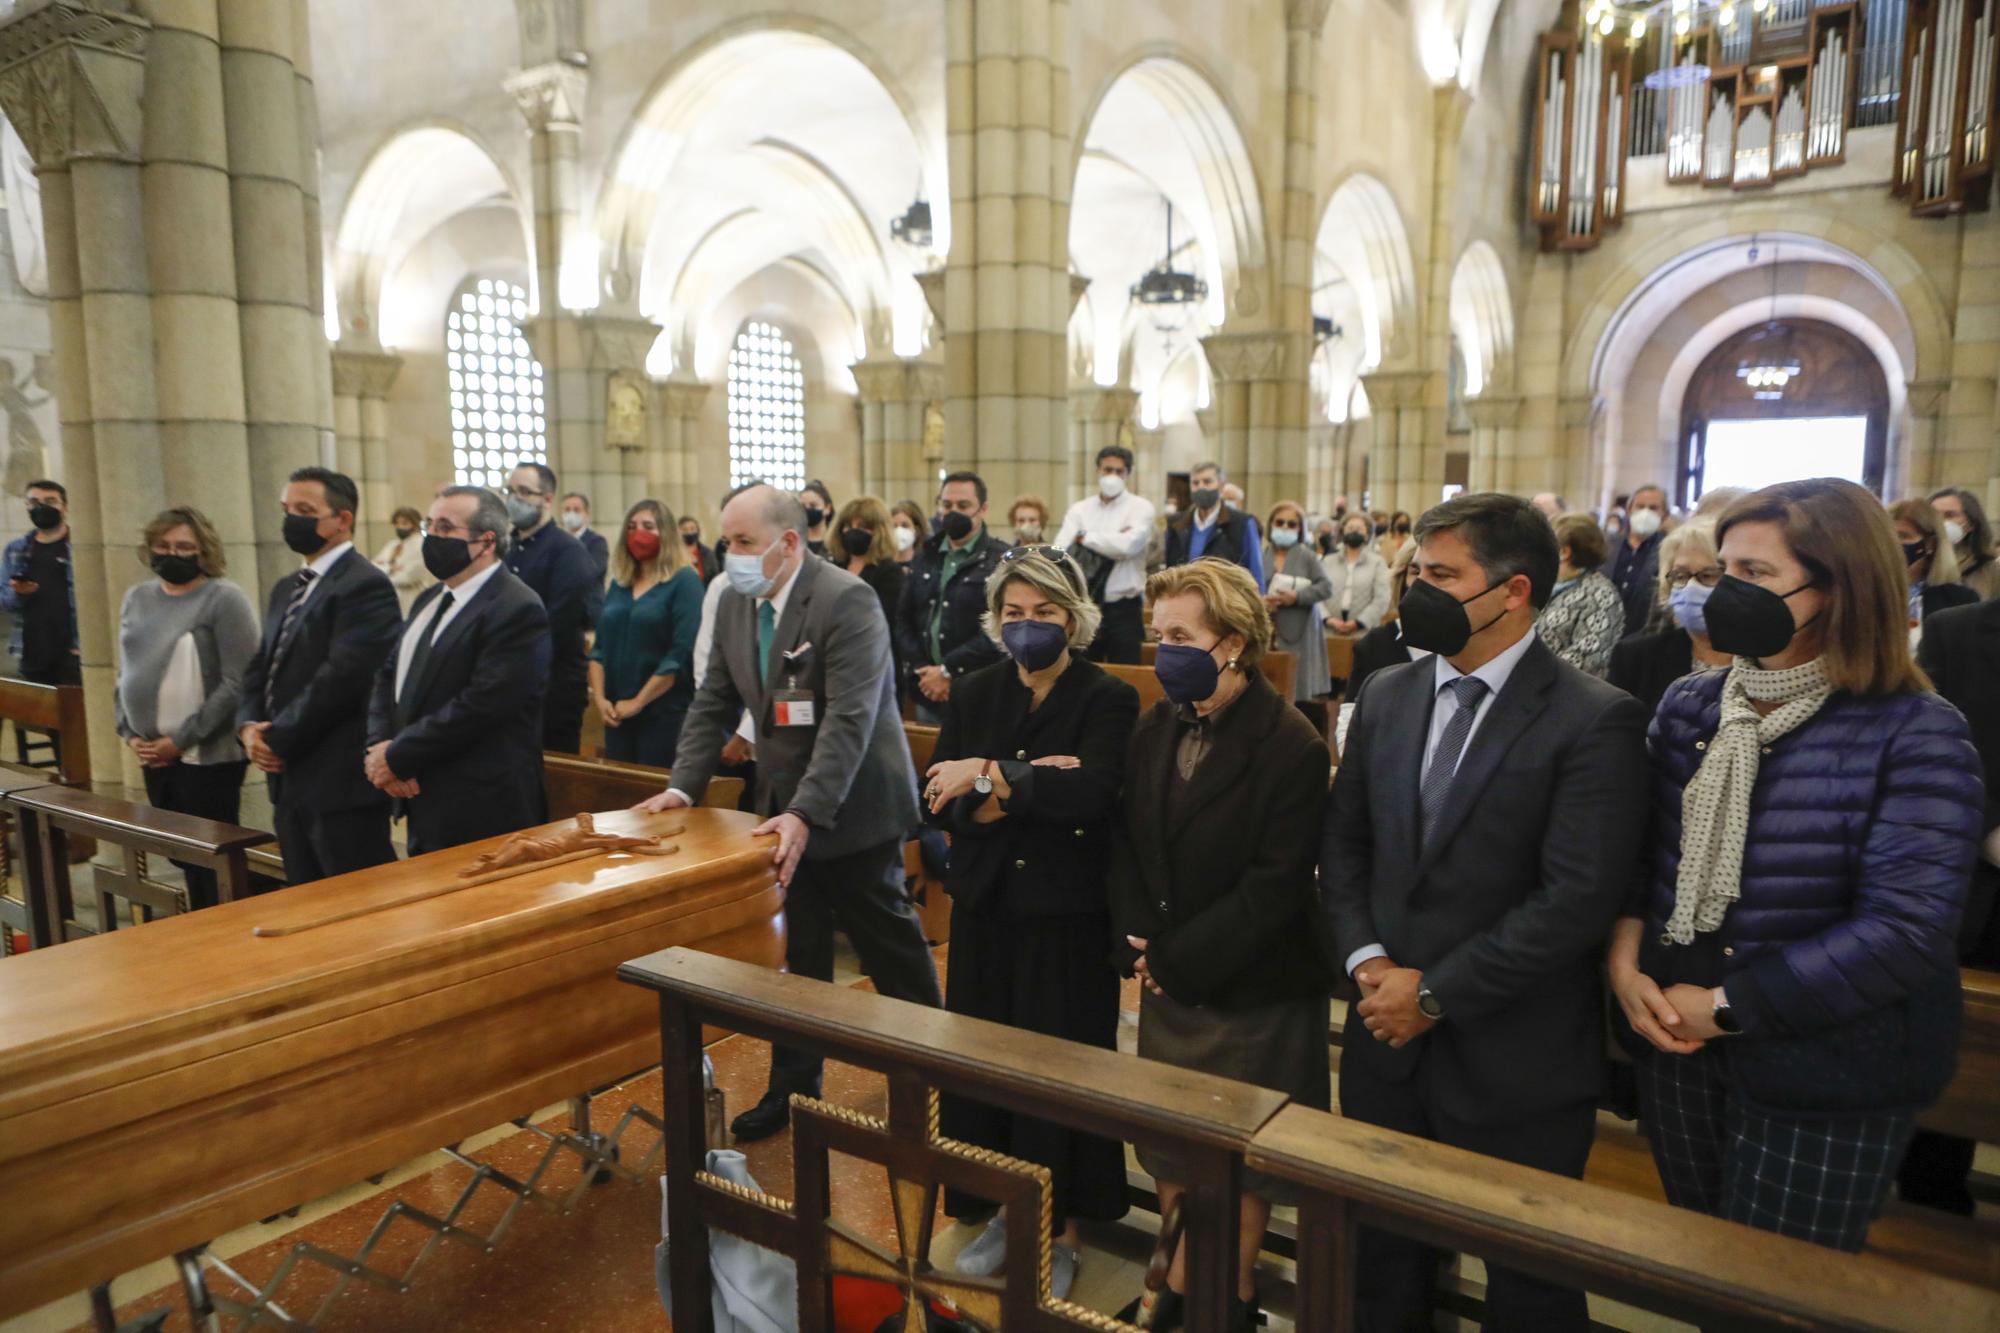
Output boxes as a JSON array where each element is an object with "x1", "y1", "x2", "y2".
[
  {"x1": 730, "y1": 1092, "x2": 792, "y2": 1143},
  {"x1": 1228, "y1": 1294, "x2": 1264, "y2": 1333},
  {"x1": 1112, "y1": 1288, "x2": 1183, "y2": 1330}
]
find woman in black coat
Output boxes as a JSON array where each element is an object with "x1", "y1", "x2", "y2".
[
  {"x1": 920, "y1": 546, "x2": 1140, "y2": 1300},
  {"x1": 1108, "y1": 559, "x2": 1330, "y2": 1333},
  {"x1": 833, "y1": 495, "x2": 909, "y2": 676}
]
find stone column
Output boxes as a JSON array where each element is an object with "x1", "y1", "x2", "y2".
[
  {"x1": 1904, "y1": 379, "x2": 1952, "y2": 493},
  {"x1": 331, "y1": 347, "x2": 402, "y2": 548},
  {"x1": 944, "y1": 0, "x2": 1072, "y2": 504},
  {"x1": 854, "y1": 357, "x2": 944, "y2": 506},
  {"x1": 1359, "y1": 369, "x2": 1429, "y2": 513},
  {"x1": 1416, "y1": 85, "x2": 1474, "y2": 507},
  {"x1": 0, "y1": 1, "x2": 157, "y2": 783},
  {"x1": 1201, "y1": 331, "x2": 1302, "y2": 505},
  {"x1": 1070, "y1": 385, "x2": 1139, "y2": 508},
  {"x1": 650, "y1": 374, "x2": 709, "y2": 515},
  {"x1": 575, "y1": 311, "x2": 659, "y2": 518},
  {"x1": 1465, "y1": 394, "x2": 1523, "y2": 494},
  {"x1": 1264, "y1": 0, "x2": 1330, "y2": 514},
  {"x1": 1556, "y1": 393, "x2": 1598, "y2": 506},
  {"x1": 219, "y1": 0, "x2": 327, "y2": 595},
  {"x1": 504, "y1": 59, "x2": 587, "y2": 322}
]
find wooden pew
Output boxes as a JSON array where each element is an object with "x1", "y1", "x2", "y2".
[
  {"x1": 0, "y1": 675, "x2": 90, "y2": 786},
  {"x1": 0, "y1": 761, "x2": 59, "y2": 952},
  {"x1": 1109, "y1": 651, "x2": 1295, "y2": 714},
  {"x1": 543, "y1": 752, "x2": 744, "y2": 821},
  {"x1": 0, "y1": 807, "x2": 784, "y2": 1320},
  {"x1": 1926, "y1": 967, "x2": 2000, "y2": 1144},
  {"x1": 9, "y1": 786, "x2": 275, "y2": 941},
  {"x1": 1249, "y1": 1104, "x2": 1998, "y2": 1332},
  {"x1": 901, "y1": 723, "x2": 950, "y2": 943},
  {"x1": 1326, "y1": 631, "x2": 1358, "y2": 687}
]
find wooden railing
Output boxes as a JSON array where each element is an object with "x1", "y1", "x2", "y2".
[
  {"x1": 0, "y1": 676, "x2": 90, "y2": 787},
  {"x1": 619, "y1": 948, "x2": 2000, "y2": 1333}
]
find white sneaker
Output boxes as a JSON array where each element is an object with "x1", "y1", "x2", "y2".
[
  {"x1": 1051, "y1": 1241, "x2": 1080, "y2": 1301},
  {"x1": 953, "y1": 1214, "x2": 1008, "y2": 1276}
]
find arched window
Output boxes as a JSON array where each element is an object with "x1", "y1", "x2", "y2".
[
  {"x1": 726, "y1": 320, "x2": 805, "y2": 490},
  {"x1": 446, "y1": 278, "x2": 546, "y2": 488}
]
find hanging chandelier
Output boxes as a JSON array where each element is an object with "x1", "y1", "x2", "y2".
[
  {"x1": 1129, "y1": 201, "x2": 1206, "y2": 334},
  {"x1": 1735, "y1": 238, "x2": 1802, "y2": 400},
  {"x1": 889, "y1": 196, "x2": 933, "y2": 250}
]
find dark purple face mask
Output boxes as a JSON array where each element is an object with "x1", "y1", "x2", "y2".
[{"x1": 1154, "y1": 640, "x2": 1224, "y2": 705}]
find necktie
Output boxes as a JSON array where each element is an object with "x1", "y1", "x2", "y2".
[
  {"x1": 397, "y1": 590, "x2": 455, "y2": 726},
  {"x1": 264, "y1": 568, "x2": 319, "y2": 713},
  {"x1": 757, "y1": 600, "x2": 776, "y2": 681},
  {"x1": 1420, "y1": 676, "x2": 1490, "y2": 847}
]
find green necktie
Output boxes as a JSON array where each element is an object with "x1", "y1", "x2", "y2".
[{"x1": 757, "y1": 599, "x2": 776, "y2": 680}]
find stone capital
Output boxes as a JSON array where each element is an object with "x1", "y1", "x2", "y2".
[
  {"x1": 852, "y1": 356, "x2": 943, "y2": 406},
  {"x1": 656, "y1": 374, "x2": 710, "y2": 421},
  {"x1": 1200, "y1": 330, "x2": 1299, "y2": 383},
  {"x1": 0, "y1": 0, "x2": 149, "y2": 168},
  {"x1": 1906, "y1": 377, "x2": 1952, "y2": 418},
  {"x1": 330, "y1": 348, "x2": 404, "y2": 400},
  {"x1": 505, "y1": 59, "x2": 588, "y2": 133},
  {"x1": 1433, "y1": 83, "x2": 1475, "y2": 142},
  {"x1": 515, "y1": 0, "x2": 585, "y2": 67},
  {"x1": 1464, "y1": 393, "x2": 1523, "y2": 430},
  {"x1": 1070, "y1": 385, "x2": 1139, "y2": 424},
  {"x1": 1359, "y1": 369, "x2": 1432, "y2": 410},
  {"x1": 1069, "y1": 272, "x2": 1091, "y2": 319},
  {"x1": 577, "y1": 311, "x2": 662, "y2": 373},
  {"x1": 915, "y1": 268, "x2": 946, "y2": 332}
]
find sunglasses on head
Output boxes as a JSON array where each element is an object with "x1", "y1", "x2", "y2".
[{"x1": 1000, "y1": 544, "x2": 1085, "y2": 592}]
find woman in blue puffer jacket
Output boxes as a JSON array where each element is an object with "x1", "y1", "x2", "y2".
[{"x1": 1606, "y1": 477, "x2": 1983, "y2": 1253}]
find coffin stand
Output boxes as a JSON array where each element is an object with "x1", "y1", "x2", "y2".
[{"x1": 0, "y1": 807, "x2": 784, "y2": 1322}]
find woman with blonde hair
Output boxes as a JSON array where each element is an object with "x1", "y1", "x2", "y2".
[
  {"x1": 588, "y1": 498, "x2": 702, "y2": 765},
  {"x1": 1108, "y1": 558, "x2": 1330, "y2": 1330},
  {"x1": 115, "y1": 506, "x2": 260, "y2": 910},
  {"x1": 1608, "y1": 518, "x2": 1734, "y2": 715},
  {"x1": 1890, "y1": 497, "x2": 1977, "y2": 631},
  {"x1": 1610, "y1": 478, "x2": 1981, "y2": 1253},
  {"x1": 919, "y1": 547, "x2": 1140, "y2": 1299}
]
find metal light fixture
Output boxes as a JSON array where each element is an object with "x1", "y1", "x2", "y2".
[
  {"x1": 1129, "y1": 201, "x2": 1207, "y2": 334},
  {"x1": 1736, "y1": 241, "x2": 1802, "y2": 401},
  {"x1": 1313, "y1": 314, "x2": 1342, "y2": 343},
  {"x1": 889, "y1": 197, "x2": 933, "y2": 250}
]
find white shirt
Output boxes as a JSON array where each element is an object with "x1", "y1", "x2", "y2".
[
  {"x1": 1054, "y1": 490, "x2": 1156, "y2": 603},
  {"x1": 392, "y1": 559, "x2": 502, "y2": 699},
  {"x1": 295, "y1": 541, "x2": 354, "y2": 609},
  {"x1": 1344, "y1": 626, "x2": 1537, "y2": 980}
]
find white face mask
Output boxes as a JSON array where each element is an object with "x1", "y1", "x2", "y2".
[
  {"x1": 892, "y1": 525, "x2": 917, "y2": 553},
  {"x1": 1628, "y1": 507, "x2": 1663, "y2": 538},
  {"x1": 1099, "y1": 473, "x2": 1127, "y2": 500},
  {"x1": 560, "y1": 510, "x2": 586, "y2": 532},
  {"x1": 1944, "y1": 518, "x2": 1968, "y2": 547}
]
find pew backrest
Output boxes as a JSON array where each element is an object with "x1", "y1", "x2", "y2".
[
  {"x1": 0, "y1": 677, "x2": 89, "y2": 786},
  {"x1": 1107, "y1": 651, "x2": 1295, "y2": 715},
  {"x1": 543, "y1": 752, "x2": 742, "y2": 820}
]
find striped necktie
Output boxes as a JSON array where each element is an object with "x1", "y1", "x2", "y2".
[
  {"x1": 264, "y1": 568, "x2": 318, "y2": 713},
  {"x1": 1419, "y1": 676, "x2": 1490, "y2": 848}
]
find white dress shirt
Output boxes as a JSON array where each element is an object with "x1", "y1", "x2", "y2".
[
  {"x1": 1054, "y1": 491, "x2": 1156, "y2": 603},
  {"x1": 1345, "y1": 626, "x2": 1538, "y2": 979},
  {"x1": 294, "y1": 541, "x2": 354, "y2": 609},
  {"x1": 392, "y1": 558, "x2": 502, "y2": 698}
]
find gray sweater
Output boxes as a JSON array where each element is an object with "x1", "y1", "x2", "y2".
[{"x1": 115, "y1": 578, "x2": 261, "y2": 765}]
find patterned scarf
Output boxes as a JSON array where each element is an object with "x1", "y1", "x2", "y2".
[{"x1": 1667, "y1": 655, "x2": 1834, "y2": 945}]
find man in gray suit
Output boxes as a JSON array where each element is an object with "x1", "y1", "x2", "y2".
[
  {"x1": 639, "y1": 483, "x2": 941, "y2": 1140},
  {"x1": 1321, "y1": 492, "x2": 1650, "y2": 1331}
]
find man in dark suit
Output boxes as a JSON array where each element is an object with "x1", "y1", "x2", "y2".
[
  {"x1": 640, "y1": 483, "x2": 941, "y2": 1141},
  {"x1": 1322, "y1": 491, "x2": 1650, "y2": 1331},
  {"x1": 1163, "y1": 460, "x2": 1264, "y2": 590},
  {"x1": 896, "y1": 470, "x2": 1006, "y2": 722},
  {"x1": 558, "y1": 491, "x2": 610, "y2": 624},
  {"x1": 502, "y1": 462, "x2": 595, "y2": 753},
  {"x1": 1610, "y1": 482, "x2": 1668, "y2": 633},
  {"x1": 366, "y1": 486, "x2": 551, "y2": 856},
  {"x1": 238, "y1": 467, "x2": 403, "y2": 884},
  {"x1": 1899, "y1": 597, "x2": 2000, "y2": 1212}
]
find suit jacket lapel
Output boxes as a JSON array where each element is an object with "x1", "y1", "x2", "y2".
[
  {"x1": 765, "y1": 557, "x2": 818, "y2": 695},
  {"x1": 1416, "y1": 639, "x2": 1557, "y2": 876},
  {"x1": 411, "y1": 572, "x2": 497, "y2": 707},
  {"x1": 1377, "y1": 662, "x2": 1436, "y2": 870}
]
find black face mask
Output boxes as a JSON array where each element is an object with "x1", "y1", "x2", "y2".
[
  {"x1": 1901, "y1": 540, "x2": 1930, "y2": 568},
  {"x1": 1394, "y1": 522, "x2": 1412, "y2": 536},
  {"x1": 1342, "y1": 531, "x2": 1368, "y2": 549},
  {"x1": 394, "y1": 526, "x2": 416, "y2": 541},
  {"x1": 802, "y1": 505, "x2": 826, "y2": 530},
  {"x1": 27, "y1": 502, "x2": 61, "y2": 531},
  {"x1": 282, "y1": 512, "x2": 328, "y2": 556},
  {"x1": 1317, "y1": 533, "x2": 1336, "y2": 554},
  {"x1": 681, "y1": 530, "x2": 699, "y2": 547},
  {"x1": 840, "y1": 528, "x2": 873, "y2": 557},
  {"x1": 1397, "y1": 578, "x2": 1506, "y2": 657},
  {"x1": 151, "y1": 553, "x2": 202, "y2": 586},
  {"x1": 422, "y1": 532, "x2": 486, "y2": 581},
  {"x1": 1703, "y1": 575, "x2": 1816, "y2": 660},
  {"x1": 940, "y1": 510, "x2": 974, "y2": 542}
]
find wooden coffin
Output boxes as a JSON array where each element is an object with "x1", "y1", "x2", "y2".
[{"x1": 0, "y1": 807, "x2": 783, "y2": 1319}]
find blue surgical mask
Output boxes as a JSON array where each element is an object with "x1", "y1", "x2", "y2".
[
  {"x1": 1155, "y1": 641, "x2": 1225, "y2": 706},
  {"x1": 1669, "y1": 581, "x2": 1713, "y2": 636},
  {"x1": 725, "y1": 542, "x2": 778, "y2": 598},
  {"x1": 1272, "y1": 528, "x2": 1299, "y2": 549}
]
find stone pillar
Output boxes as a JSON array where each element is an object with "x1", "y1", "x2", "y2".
[
  {"x1": 854, "y1": 357, "x2": 944, "y2": 507},
  {"x1": 504, "y1": 60, "x2": 587, "y2": 322},
  {"x1": 1417, "y1": 85, "x2": 1474, "y2": 508},
  {"x1": 1465, "y1": 394, "x2": 1523, "y2": 494},
  {"x1": 219, "y1": 0, "x2": 327, "y2": 595},
  {"x1": 1265, "y1": 0, "x2": 1330, "y2": 515},
  {"x1": 648, "y1": 375, "x2": 709, "y2": 518},
  {"x1": 1070, "y1": 385, "x2": 1138, "y2": 507},
  {"x1": 1359, "y1": 369, "x2": 1430, "y2": 513},
  {"x1": 1556, "y1": 393, "x2": 1599, "y2": 506},
  {"x1": 0, "y1": 2, "x2": 157, "y2": 784},
  {"x1": 1202, "y1": 331, "x2": 1303, "y2": 506},
  {"x1": 576, "y1": 311, "x2": 659, "y2": 518},
  {"x1": 944, "y1": 0, "x2": 1072, "y2": 504},
  {"x1": 331, "y1": 347, "x2": 402, "y2": 548},
  {"x1": 1905, "y1": 379, "x2": 1952, "y2": 493}
]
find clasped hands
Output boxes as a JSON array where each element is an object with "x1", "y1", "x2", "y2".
[
  {"x1": 1352, "y1": 958, "x2": 1434, "y2": 1048},
  {"x1": 915, "y1": 665, "x2": 951, "y2": 703},
  {"x1": 1609, "y1": 964, "x2": 1724, "y2": 1052},
  {"x1": 922, "y1": 753, "x2": 1079, "y2": 815},
  {"x1": 595, "y1": 693, "x2": 644, "y2": 728},
  {"x1": 127, "y1": 735, "x2": 182, "y2": 768},
  {"x1": 364, "y1": 740, "x2": 420, "y2": 799}
]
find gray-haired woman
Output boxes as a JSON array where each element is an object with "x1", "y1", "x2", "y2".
[
  {"x1": 920, "y1": 546, "x2": 1142, "y2": 1300},
  {"x1": 114, "y1": 506, "x2": 260, "y2": 911},
  {"x1": 1262, "y1": 499, "x2": 1335, "y2": 702}
]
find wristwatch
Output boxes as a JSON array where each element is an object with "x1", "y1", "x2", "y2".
[
  {"x1": 1416, "y1": 986, "x2": 1445, "y2": 1021},
  {"x1": 973, "y1": 760, "x2": 994, "y2": 796},
  {"x1": 1712, "y1": 990, "x2": 1741, "y2": 1035}
]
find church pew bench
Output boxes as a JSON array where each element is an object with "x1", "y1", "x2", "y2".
[
  {"x1": 0, "y1": 675, "x2": 90, "y2": 787},
  {"x1": 0, "y1": 761, "x2": 60, "y2": 952},
  {"x1": 1107, "y1": 650, "x2": 1295, "y2": 714},
  {"x1": 901, "y1": 723, "x2": 951, "y2": 943},
  {"x1": 1250, "y1": 1102, "x2": 1999, "y2": 1331}
]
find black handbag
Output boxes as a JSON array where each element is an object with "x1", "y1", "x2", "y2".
[{"x1": 1723, "y1": 970, "x2": 1962, "y2": 1115}]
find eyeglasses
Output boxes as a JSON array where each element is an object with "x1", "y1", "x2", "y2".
[
  {"x1": 999, "y1": 544, "x2": 1085, "y2": 592},
  {"x1": 1665, "y1": 567, "x2": 1724, "y2": 589},
  {"x1": 422, "y1": 518, "x2": 490, "y2": 540}
]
